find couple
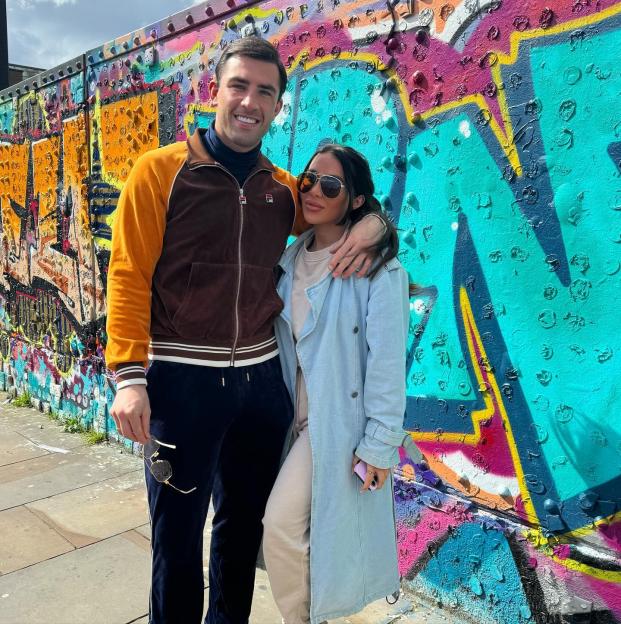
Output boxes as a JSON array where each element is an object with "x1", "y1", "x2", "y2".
[{"x1": 106, "y1": 36, "x2": 409, "y2": 624}]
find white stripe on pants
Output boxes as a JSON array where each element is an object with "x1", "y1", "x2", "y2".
[{"x1": 262, "y1": 426, "x2": 312, "y2": 624}]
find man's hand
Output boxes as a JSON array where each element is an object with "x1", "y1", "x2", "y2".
[
  {"x1": 328, "y1": 214, "x2": 386, "y2": 278},
  {"x1": 111, "y1": 385, "x2": 151, "y2": 444}
]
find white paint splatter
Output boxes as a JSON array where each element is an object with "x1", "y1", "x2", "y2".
[
  {"x1": 273, "y1": 91, "x2": 291, "y2": 126},
  {"x1": 459, "y1": 120, "x2": 472, "y2": 138},
  {"x1": 412, "y1": 299, "x2": 427, "y2": 315},
  {"x1": 370, "y1": 88, "x2": 386, "y2": 114},
  {"x1": 33, "y1": 443, "x2": 70, "y2": 454},
  {"x1": 441, "y1": 451, "x2": 521, "y2": 497}
]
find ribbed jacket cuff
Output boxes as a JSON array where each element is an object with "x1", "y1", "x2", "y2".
[{"x1": 115, "y1": 363, "x2": 147, "y2": 389}]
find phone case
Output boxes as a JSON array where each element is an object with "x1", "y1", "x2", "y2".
[{"x1": 354, "y1": 461, "x2": 377, "y2": 490}]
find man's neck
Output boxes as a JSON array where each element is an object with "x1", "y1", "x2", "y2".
[
  {"x1": 214, "y1": 128, "x2": 259, "y2": 154},
  {"x1": 202, "y1": 124, "x2": 261, "y2": 186}
]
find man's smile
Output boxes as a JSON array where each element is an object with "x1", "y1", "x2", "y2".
[{"x1": 234, "y1": 114, "x2": 259, "y2": 125}]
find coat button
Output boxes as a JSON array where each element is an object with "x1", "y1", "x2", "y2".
[
  {"x1": 353, "y1": 326, "x2": 359, "y2": 333},
  {"x1": 351, "y1": 391, "x2": 359, "y2": 398}
]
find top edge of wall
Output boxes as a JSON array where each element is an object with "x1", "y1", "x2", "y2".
[
  {"x1": 84, "y1": 0, "x2": 265, "y2": 67},
  {"x1": 0, "y1": 55, "x2": 85, "y2": 105},
  {"x1": 0, "y1": 0, "x2": 264, "y2": 105}
]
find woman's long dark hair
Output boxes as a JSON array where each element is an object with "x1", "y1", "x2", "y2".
[{"x1": 301, "y1": 143, "x2": 399, "y2": 278}]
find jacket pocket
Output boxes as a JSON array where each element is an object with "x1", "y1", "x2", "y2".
[
  {"x1": 171, "y1": 262, "x2": 236, "y2": 340},
  {"x1": 237, "y1": 265, "x2": 284, "y2": 340}
]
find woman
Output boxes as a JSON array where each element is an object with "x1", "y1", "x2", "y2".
[{"x1": 263, "y1": 144, "x2": 410, "y2": 624}]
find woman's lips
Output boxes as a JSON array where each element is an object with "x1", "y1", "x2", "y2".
[{"x1": 303, "y1": 201, "x2": 323, "y2": 212}]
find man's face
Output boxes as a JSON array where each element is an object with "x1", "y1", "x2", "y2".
[{"x1": 209, "y1": 55, "x2": 283, "y2": 153}]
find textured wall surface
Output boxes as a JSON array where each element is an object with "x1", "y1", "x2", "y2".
[{"x1": 1, "y1": 1, "x2": 620, "y2": 621}]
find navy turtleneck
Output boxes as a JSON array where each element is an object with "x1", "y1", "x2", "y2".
[{"x1": 201, "y1": 123, "x2": 262, "y2": 186}]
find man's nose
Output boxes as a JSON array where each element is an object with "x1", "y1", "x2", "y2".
[{"x1": 240, "y1": 92, "x2": 258, "y2": 110}]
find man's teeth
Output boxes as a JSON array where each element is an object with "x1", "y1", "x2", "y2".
[{"x1": 236, "y1": 115, "x2": 258, "y2": 124}]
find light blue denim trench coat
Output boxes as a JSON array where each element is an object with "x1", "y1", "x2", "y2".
[{"x1": 274, "y1": 230, "x2": 410, "y2": 624}]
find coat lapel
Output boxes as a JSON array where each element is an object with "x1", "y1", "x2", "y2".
[
  {"x1": 298, "y1": 272, "x2": 334, "y2": 341},
  {"x1": 277, "y1": 230, "x2": 313, "y2": 328},
  {"x1": 278, "y1": 229, "x2": 336, "y2": 341}
]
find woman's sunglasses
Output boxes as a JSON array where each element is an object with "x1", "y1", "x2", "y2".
[{"x1": 297, "y1": 171, "x2": 345, "y2": 199}]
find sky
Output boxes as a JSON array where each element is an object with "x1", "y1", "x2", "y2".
[{"x1": 7, "y1": 0, "x2": 204, "y2": 70}]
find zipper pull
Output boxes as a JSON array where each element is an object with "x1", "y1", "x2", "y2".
[{"x1": 239, "y1": 189, "x2": 247, "y2": 205}]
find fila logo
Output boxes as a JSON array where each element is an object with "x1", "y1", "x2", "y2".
[{"x1": 265, "y1": 194, "x2": 274, "y2": 203}]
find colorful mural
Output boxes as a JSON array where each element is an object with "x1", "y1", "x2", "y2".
[{"x1": 0, "y1": 0, "x2": 619, "y2": 620}]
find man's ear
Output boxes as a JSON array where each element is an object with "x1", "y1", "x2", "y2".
[
  {"x1": 208, "y1": 80, "x2": 219, "y2": 104},
  {"x1": 274, "y1": 97, "x2": 284, "y2": 116},
  {"x1": 352, "y1": 194, "x2": 365, "y2": 209}
]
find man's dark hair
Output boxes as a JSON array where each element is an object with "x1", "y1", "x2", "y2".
[{"x1": 215, "y1": 37, "x2": 288, "y2": 100}]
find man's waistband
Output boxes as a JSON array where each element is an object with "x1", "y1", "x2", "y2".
[
  {"x1": 114, "y1": 336, "x2": 279, "y2": 389},
  {"x1": 148, "y1": 335, "x2": 279, "y2": 367}
]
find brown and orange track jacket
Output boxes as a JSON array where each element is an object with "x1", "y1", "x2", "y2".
[{"x1": 106, "y1": 130, "x2": 307, "y2": 388}]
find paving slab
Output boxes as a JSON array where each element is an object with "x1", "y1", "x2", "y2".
[
  {"x1": 0, "y1": 398, "x2": 466, "y2": 624},
  {"x1": 0, "y1": 404, "x2": 39, "y2": 427},
  {"x1": 9, "y1": 412, "x2": 89, "y2": 451},
  {"x1": 0, "y1": 443, "x2": 141, "y2": 511},
  {"x1": 0, "y1": 505, "x2": 75, "y2": 574},
  {"x1": 0, "y1": 430, "x2": 50, "y2": 466},
  {"x1": 26, "y1": 470, "x2": 147, "y2": 547},
  {"x1": 0, "y1": 532, "x2": 151, "y2": 624},
  {"x1": 0, "y1": 398, "x2": 88, "y2": 452}
]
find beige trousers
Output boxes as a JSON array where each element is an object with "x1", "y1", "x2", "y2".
[{"x1": 262, "y1": 426, "x2": 313, "y2": 624}]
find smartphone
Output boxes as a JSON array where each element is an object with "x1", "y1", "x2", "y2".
[{"x1": 354, "y1": 461, "x2": 377, "y2": 491}]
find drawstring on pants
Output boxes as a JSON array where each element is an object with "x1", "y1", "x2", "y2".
[{"x1": 219, "y1": 370, "x2": 250, "y2": 386}]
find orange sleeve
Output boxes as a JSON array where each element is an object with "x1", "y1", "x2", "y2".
[
  {"x1": 292, "y1": 198, "x2": 311, "y2": 236},
  {"x1": 105, "y1": 144, "x2": 184, "y2": 373},
  {"x1": 273, "y1": 166, "x2": 309, "y2": 236}
]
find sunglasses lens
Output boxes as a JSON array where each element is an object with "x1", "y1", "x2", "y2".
[
  {"x1": 320, "y1": 176, "x2": 342, "y2": 198},
  {"x1": 298, "y1": 171, "x2": 317, "y2": 193},
  {"x1": 150, "y1": 459, "x2": 173, "y2": 483},
  {"x1": 144, "y1": 439, "x2": 159, "y2": 460}
]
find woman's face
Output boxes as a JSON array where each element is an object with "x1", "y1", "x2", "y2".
[{"x1": 300, "y1": 152, "x2": 350, "y2": 226}]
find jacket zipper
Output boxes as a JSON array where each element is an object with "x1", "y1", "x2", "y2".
[
  {"x1": 232, "y1": 186, "x2": 246, "y2": 366},
  {"x1": 188, "y1": 162, "x2": 269, "y2": 365}
]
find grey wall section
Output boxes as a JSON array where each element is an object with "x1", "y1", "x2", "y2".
[{"x1": 0, "y1": 1, "x2": 620, "y2": 622}]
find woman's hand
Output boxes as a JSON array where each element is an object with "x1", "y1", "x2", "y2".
[{"x1": 352, "y1": 455, "x2": 391, "y2": 492}]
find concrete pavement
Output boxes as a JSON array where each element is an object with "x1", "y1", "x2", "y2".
[{"x1": 0, "y1": 394, "x2": 461, "y2": 624}]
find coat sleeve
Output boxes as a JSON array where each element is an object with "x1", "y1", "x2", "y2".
[
  {"x1": 355, "y1": 263, "x2": 409, "y2": 469},
  {"x1": 105, "y1": 151, "x2": 170, "y2": 388}
]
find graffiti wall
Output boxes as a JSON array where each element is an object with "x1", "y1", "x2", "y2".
[
  {"x1": 0, "y1": 57, "x2": 111, "y2": 431},
  {"x1": 1, "y1": 0, "x2": 620, "y2": 621}
]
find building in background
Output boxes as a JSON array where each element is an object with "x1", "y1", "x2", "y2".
[
  {"x1": 0, "y1": 0, "x2": 7, "y2": 89},
  {"x1": 8, "y1": 63, "x2": 45, "y2": 86}
]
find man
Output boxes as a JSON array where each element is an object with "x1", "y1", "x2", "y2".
[{"x1": 106, "y1": 37, "x2": 387, "y2": 624}]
